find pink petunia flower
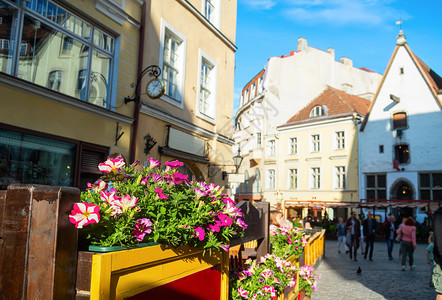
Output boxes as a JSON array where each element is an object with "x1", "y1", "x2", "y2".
[
  {"x1": 69, "y1": 202, "x2": 100, "y2": 228},
  {"x1": 148, "y1": 157, "x2": 160, "y2": 169},
  {"x1": 193, "y1": 227, "x2": 205, "y2": 241},
  {"x1": 87, "y1": 180, "x2": 108, "y2": 192},
  {"x1": 117, "y1": 195, "x2": 138, "y2": 212},
  {"x1": 98, "y1": 157, "x2": 125, "y2": 173},
  {"x1": 165, "y1": 160, "x2": 183, "y2": 170},
  {"x1": 132, "y1": 218, "x2": 152, "y2": 241},
  {"x1": 216, "y1": 212, "x2": 233, "y2": 227},
  {"x1": 172, "y1": 172, "x2": 188, "y2": 184},
  {"x1": 219, "y1": 244, "x2": 230, "y2": 252},
  {"x1": 238, "y1": 286, "x2": 248, "y2": 299},
  {"x1": 207, "y1": 223, "x2": 220, "y2": 232},
  {"x1": 236, "y1": 218, "x2": 248, "y2": 229},
  {"x1": 154, "y1": 188, "x2": 169, "y2": 200}
]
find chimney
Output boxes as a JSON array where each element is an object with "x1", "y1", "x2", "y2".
[
  {"x1": 298, "y1": 38, "x2": 307, "y2": 52},
  {"x1": 328, "y1": 48, "x2": 335, "y2": 60},
  {"x1": 340, "y1": 57, "x2": 353, "y2": 67}
]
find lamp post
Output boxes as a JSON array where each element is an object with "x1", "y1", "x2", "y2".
[{"x1": 232, "y1": 149, "x2": 243, "y2": 174}]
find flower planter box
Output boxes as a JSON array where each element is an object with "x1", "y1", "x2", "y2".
[{"x1": 76, "y1": 244, "x2": 229, "y2": 300}]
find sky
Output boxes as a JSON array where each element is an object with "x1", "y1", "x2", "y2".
[{"x1": 233, "y1": 0, "x2": 442, "y2": 114}]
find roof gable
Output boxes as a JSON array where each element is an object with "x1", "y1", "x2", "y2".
[
  {"x1": 284, "y1": 86, "x2": 371, "y2": 125},
  {"x1": 360, "y1": 33, "x2": 442, "y2": 131}
]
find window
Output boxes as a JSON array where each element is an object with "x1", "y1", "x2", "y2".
[
  {"x1": 311, "y1": 134, "x2": 320, "y2": 152},
  {"x1": 310, "y1": 106, "x2": 325, "y2": 117},
  {"x1": 251, "y1": 82, "x2": 256, "y2": 99},
  {"x1": 252, "y1": 169, "x2": 261, "y2": 193},
  {"x1": 288, "y1": 168, "x2": 298, "y2": 189},
  {"x1": 197, "y1": 52, "x2": 217, "y2": 121},
  {"x1": 379, "y1": 145, "x2": 384, "y2": 153},
  {"x1": 242, "y1": 171, "x2": 250, "y2": 193},
  {"x1": 47, "y1": 70, "x2": 63, "y2": 91},
  {"x1": 393, "y1": 112, "x2": 407, "y2": 129},
  {"x1": 0, "y1": 1, "x2": 114, "y2": 108},
  {"x1": 258, "y1": 75, "x2": 263, "y2": 93},
  {"x1": 310, "y1": 167, "x2": 320, "y2": 189},
  {"x1": 394, "y1": 144, "x2": 410, "y2": 164},
  {"x1": 420, "y1": 173, "x2": 442, "y2": 200},
  {"x1": 0, "y1": 128, "x2": 76, "y2": 190},
  {"x1": 335, "y1": 166, "x2": 346, "y2": 189},
  {"x1": 267, "y1": 169, "x2": 276, "y2": 190},
  {"x1": 267, "y1": 139, "x2": 276, "y2": 157},
  {"x1": 160, "y1": 20, "x2": 186, "y2": 105},
  {"x1": 366, "y1": 174, "x2": 386, "y2": 199},
  {"x1": 256, "y1": 132, "x2": 262, "y2": 149},
  {"x1": 245, "y1": 88, "x2": 249, "y2": 102},
  {"x1": 335, "y1": 131, "x2": 345, "y2": 150},
  {"x1": 289, "y1": 137, "x2": 297, "y2": 154}
]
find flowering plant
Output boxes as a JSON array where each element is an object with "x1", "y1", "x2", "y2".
[
  {"x1": 69, "y1": 157, "x2": 247, "y2": 252},
  {"x1": 230, "y1": 253, "x2": 297, "y2": 300},
  {"x1": 270, "y1": 226, "x2": 307, "y2": 259},
  {"x1": 297, "y1": 265, "x2": 319, "y2": 296}
]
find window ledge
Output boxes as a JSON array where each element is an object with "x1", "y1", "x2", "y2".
[{"x1": 0, "y1": 74, "x2": 133, "y2": 125}]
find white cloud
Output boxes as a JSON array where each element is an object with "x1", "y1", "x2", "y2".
[
  {"x1": 240, "y1": 0, "x2": 277, "y2": 10},
  {"x1": 282, "y1": 0, "x2": 408, "y2": 26}
]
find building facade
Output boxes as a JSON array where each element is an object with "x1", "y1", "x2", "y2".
[
  {"x1": 0, "y1": 0, "x2": 142, "y2": 189},
  {"x1": 234, "y1": 37, "x2": 382, "y2": 205},
  {"x1": 276, "y1": 87, "x2": 370, "y2": 220},
  {"x1": 132, "y1": 0, "x2": 237, "y2": 189},
  {"x1": 359, "y1": 31, "x2": 442, "y2": 222}
]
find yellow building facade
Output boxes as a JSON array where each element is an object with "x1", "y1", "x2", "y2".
[
  {"x1": 273, "y1": 87, "x2": 369, "y2": 220},
  {"x1": 0, "y1": 0, "x2": 142, "y2": 189},
  {"x1": 132, "y1": 0, "x2": 237, "y2": 188}
]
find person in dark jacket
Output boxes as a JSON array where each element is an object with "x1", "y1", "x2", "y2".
[
  {"x1": 346, "y1": 211, "x2": 361, "y2": 261},
  {"x1": 362, "y1": 211, "x2": 377, "y2": 261},
  {"x1": 384, "y1": 214, "x2": 396, "y2": 260},
  {"x1": 432, "y1": 207, "x2": 442, "y2": 298}
]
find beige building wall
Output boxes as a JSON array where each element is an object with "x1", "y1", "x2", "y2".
[
  {"x1": 0, "y1": 0, "x2": 142, "y2": 187},
  {"x1": 273, "y1": 117, "x2": 360, "y2": 218},
  {"x1": 135, "y1": 0, "x2": 237, "y2": 187}
]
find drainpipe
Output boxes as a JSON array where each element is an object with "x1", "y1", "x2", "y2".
[{"x1": 129, "y1": 0, "x2": 146, "y2": 163}]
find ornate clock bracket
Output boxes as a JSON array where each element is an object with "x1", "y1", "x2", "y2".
[{"x1": 124, "y1": 65, "x2": 162, "y2": 104}]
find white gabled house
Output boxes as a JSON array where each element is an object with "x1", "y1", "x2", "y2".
[{"x1": 359, "y1": 31, "x2": 442, "y2": 222}]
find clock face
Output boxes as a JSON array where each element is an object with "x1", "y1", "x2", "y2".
[{"x1": 146, "y1": 79, "x2": 165, "y2": 99}]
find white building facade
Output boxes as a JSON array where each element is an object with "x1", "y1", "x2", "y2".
[
  {"x1": 359, "y1": 31, "x2": 442, "y2": 222},
  {"x1": 234, "y1": 37, "x2": 382, "y2": 205}
]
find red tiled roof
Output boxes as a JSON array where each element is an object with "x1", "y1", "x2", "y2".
[{"x1": 285, "y1": 86, "x2": 371, "y2": 124}]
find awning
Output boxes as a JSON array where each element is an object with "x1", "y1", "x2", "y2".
[
  {"x1": 359, "y1": 202, "x2": 428, "y2": 208},
  {"x1": 283, "y1": 201, "x2": 359, "y2": 209}
]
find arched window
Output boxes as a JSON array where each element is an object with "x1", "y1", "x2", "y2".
[
  {"x1": 252, "y1": 169, "x2": 261, "y2": 193},
  {"x1": 393, "y1": 112, "x2": 407, "y2": 129},
  {"x1": 242, "y1": 171, "x2": 250, "y2": 193},
  {"x1": 310, "y1": 106, "x2": 325, "y2": 117}
]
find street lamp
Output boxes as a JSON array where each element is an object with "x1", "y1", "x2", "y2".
[{"x1": 232, "y1": 149, "x2": 243, "y2": 174}]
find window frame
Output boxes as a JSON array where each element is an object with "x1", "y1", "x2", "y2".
[
  {"x1": 159, "y1": 18, "x2": 187, "y2": 108},
  {"x1": 310, "y1": 134, "x2": 320, "y2": 153},
  {"x1": 288, "y1": 168, "x2": 298, "y2": 190},
  {"x1": 310, "y1": 106, "x2": 325, "y2": 117},
  {"x1": 266, "y1": 139, "x2": 276, "y2": 157},
  {"x1": 310, "y1": 167, "x2": 321, "y2": 189},
  {"x1": 288, "y1": 136, "x2": 298, "y2": 155},
  {"x1": 334, "y1": 165, "x2": 347, "y2": 190},
  {"x1": 196, "y1": 49, "x2": 217, "y2": 123},
  {"x1": 1, "y1": 0, "x2": 117, "y2": 109},
  {"x1": 419, "y1": 173, "x2": 442, "y2": 201},
  {"x1": 366, "y1": 173, "x2": 387, "y2": 199},
  {"x1": 267, "y1": 168, "x2": 276, "y2": 190},
  {"x1": 202, "y1": 0, "x2": 220, "y2": 28},
  {"x1": 392, "y1": 112, "x2": 408, "y2": 130},
  {"x1": 334, "y1": 130, "x2": 345, "y2": 150}
]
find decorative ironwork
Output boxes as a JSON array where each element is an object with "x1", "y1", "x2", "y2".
[
  {"x1": 124, "y1": 65, "x2": 162, "y2": 104},
  {"x1": 143, "y1": 134, "x2": 157, "y2": 155}
]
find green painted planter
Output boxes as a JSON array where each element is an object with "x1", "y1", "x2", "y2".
[{"x1": 88, "y1": 242, "x2": 160, "y2": 253}]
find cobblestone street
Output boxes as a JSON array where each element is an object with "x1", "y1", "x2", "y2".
[{"x1": 311, "y1": 240, "x2": 437, "y2": 300}]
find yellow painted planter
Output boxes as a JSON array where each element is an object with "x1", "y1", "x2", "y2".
[{"x1": 88, "y1": 244, "x2": 229, "y2": 300}]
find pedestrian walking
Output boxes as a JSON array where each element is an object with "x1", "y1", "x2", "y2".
[
  {"x1": 362, "y1": 211, "x2": 377, "y2": 261},
  {"x1": 384, "y1": 214, "x2": 396, "y2": 260},
  {"x1": 427, "y1": 231, "x2": 434, "y2": 287},
  {"x1": 346, "y1": 211, "x2": 361, "y2": 261},
  {"x1": 398, "y1": 217, "x2": 407, "y2": 258},
  {"x1": 432, "y1": 207, "x2": 442, "y2": 299},
  {"x1": 397, "y1": 216, "x2": 416, "y2": 271},
  {"x1": 336, "y1": 217, "x2": 348, "y2": 254},
  {"x1": 360, "y1": 215, "x2": 365, "y2": 256}
]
